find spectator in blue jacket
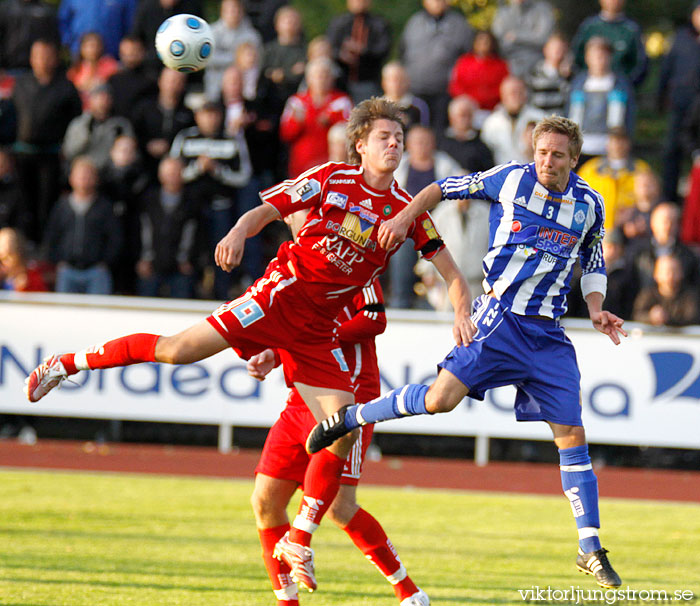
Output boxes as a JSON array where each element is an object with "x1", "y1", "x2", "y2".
[
  {"x1": 567, "y1": 36, "x2": 634, "y2": 165},
  {"x1": 657, "y1": 1, "x2": 700, "y2": 201},
  {"x1": 58, "y1": 0, "x2": 137, "y2": 60}
]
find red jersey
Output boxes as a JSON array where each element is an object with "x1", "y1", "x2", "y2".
[
  {"x1": 276, "y1": 279, "x2": 386, "y2": 400},
  {"x1": 261, "y1": 162, "x2": 445, "y2": 303},
  {"x1": 257, "y1": 281, "x2": 385, "y2": 485},
  {"x1": 279, "y1": 90, "x2": 353, "y2": 178}
]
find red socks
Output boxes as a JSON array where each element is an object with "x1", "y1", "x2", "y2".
[
  {"x1": 344, "y1": 507, "x2": 419, "y2": 602},
  {"x1": 61, "y1": 334, "x2": 159, "y2": 375},
  {"x1": 258, "y1": 524, "x2": 298, "y2": 605},
  {"x1": 288, "y1": 449, "x2": 345, "y2": 547}
]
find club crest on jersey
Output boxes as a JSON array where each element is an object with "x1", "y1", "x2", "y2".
[
  {"x1": 574, "y1": 209, "x2": 586, "y2": 225},
  {"x1": 383, "y1": 204, "x2": 392, "y2": 216},
  {"x1": 349, "y1": 205, "x2": 379, "y2": 225},
  {"x1": 338, "y1": 212, "x2": 376, "y2": 249},
  {"x1": 286, "y1": 178, "x2": 321, "y2": 203},
  {"x1": 422, "y1": 217, "x2": 439, "y2": 239},
  {"x1": 326, "y1": 191, "x2": 348, "y2": 209}
]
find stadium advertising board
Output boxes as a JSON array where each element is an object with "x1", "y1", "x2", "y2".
[{"x1": 1, "y1": 294, "x2": 699, "y2": 450}]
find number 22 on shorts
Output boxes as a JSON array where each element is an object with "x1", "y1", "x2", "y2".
[{"x1": 471, "y1": 294, "x2": 506, "y2": 341}]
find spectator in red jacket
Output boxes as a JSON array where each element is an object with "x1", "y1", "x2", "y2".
[
  {"x1": 279, "y1": 57, "x2": 352, "y2": 177},
  {"x1": 67, "y1": 32, "x2": 119, "y2": 109},
  {"x1": 448, "y1": 30, "x2": 509, "y2": 115},
  {"x1": 0, "y1": 227, "x2": 48, "y2": 292}
]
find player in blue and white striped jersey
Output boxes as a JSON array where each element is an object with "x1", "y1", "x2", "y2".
[
  {"x1": 307, "y1": 116, "x2": 627, "y2": 589},
  {"x1": 439, "y1": 157, "x2": 606, "y2": 319}
]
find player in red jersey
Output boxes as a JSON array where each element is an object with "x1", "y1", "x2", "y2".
[
  {"x1": 25, "y1": 98, "x2": 474, "y2": 592},
  {"x1": 250, "y1": 209, "x2": 428, "y2": 605},
  {"x1": 250, "y1": 279, "x2": 428, "y2": 606}
]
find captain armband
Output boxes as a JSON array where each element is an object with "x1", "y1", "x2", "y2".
[
  {"x1": 580, "y1": 273, "x2": 607, "y2": 299},
  {"x1": 419, "y1": 238, "x2": 445, "y2": 258},
  {"x1": 362, "y1": 303, "x2": 385, "y2": 313}
]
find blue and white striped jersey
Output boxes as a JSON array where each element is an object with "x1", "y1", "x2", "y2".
[{"x1": 438, "y1": 162, "x2": 607, "y2": 319}]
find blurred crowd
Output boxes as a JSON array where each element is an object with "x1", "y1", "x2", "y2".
[{"x1": 1, "y1": 0, "x2": 700, "y2": 329}]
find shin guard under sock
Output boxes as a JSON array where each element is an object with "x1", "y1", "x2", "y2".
[
  {"x1": 344, "y1": 507, "x2": 419, "y2": 601},
  {"x1": 559, "y1": 444, "x2": 602, "y2": 552},
  {"x1": 258, "y1": 524, "x2": 298, "y2": 604},
  {"x1": 289, "y1": 449, "x2": 345, "y2": 546},
  {"x1": 344, "y1": 384, "x2": 430, "y2": 431},
  {"x1": 61, "y1": 334, "x2": 159, "y2": 375}
]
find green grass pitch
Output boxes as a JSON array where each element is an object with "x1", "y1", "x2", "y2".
[{"x1": 1, "y1": 469, "x2": 698, "y2": 605}]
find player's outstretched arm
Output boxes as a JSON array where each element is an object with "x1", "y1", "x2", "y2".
[
  {"x1": 585, "y1": 292, "x2": 628, "y2": 345},
  {"x1": 215, "y1": 203, "x2": 280, "y2": 271},
  {"x1": 430, "y1": 248, "x2": 476, "y2": 346},
  {"x1": 378, "y1": 182, "x2": 443, "y2": 250}
]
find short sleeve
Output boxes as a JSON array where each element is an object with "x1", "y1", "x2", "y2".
[{"x1": 259, "y1": 163, "x2": 332, "y2": 218}]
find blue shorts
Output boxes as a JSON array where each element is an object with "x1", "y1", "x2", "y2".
[{"x1": 438, "y1": 295, "x2": 583, "y2": 426}]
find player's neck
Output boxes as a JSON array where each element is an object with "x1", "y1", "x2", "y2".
[{"x1": 361, "y1": 166, "x2": 394, "y2": 190}]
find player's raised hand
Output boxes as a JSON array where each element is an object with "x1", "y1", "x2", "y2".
[
  {"x1": 378, "y1": 214, "x2": 410, "y2": 250},
  {"x1": 247, "y1": 349, "x2": 277, "y2": 381},
  {"x1": 590, "y1": 310, "x2": 627, "y2": 345},
  {"x1": 215, "y1": 228, "x2": 246, "y2": 272}
]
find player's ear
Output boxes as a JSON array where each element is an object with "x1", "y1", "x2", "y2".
[
  {"x1": 355, "y1": 137, "x2": 365, "y2": 156},
  {"x1": 570, "y1": 155, "x2": 578, "y2": 169}
]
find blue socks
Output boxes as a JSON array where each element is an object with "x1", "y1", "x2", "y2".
[
  {"x1": 344, "y1": 384, "x2": 430, "y2": 431},
  {"x1": 559, "y1": 444, "x2": 601, "y2": 553}
]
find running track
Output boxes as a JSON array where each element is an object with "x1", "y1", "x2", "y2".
[{"x1": 1, "y1": 440, "x2": 698, "y2": 503}]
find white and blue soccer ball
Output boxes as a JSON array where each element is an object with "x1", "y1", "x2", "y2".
[{"x1": 155, "y1": 14, "x2": 214, "y2": 73}]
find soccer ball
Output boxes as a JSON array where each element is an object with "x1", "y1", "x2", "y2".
[{"x1": 155, "y1": 14, "x2": 214, "y2": 73}]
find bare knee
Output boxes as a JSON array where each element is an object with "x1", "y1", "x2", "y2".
[
  {"x1": 425, "y1": 384, "x2": 459, "y2": 414},
  {"x1": 250, "y1": 485, "x2": 274, "y2": 520},
  {"x1": 250, "y1": 487, "x2": 265, "y2": 519},
  {"x1": 550, "y1": 423, "x2": 586, "y2": 449},
  {"x1": 154, "y1": 322, "x2": 227, "y2": 365},
  {"x1": 250, "y1": 484, "x2": 289, "y2": 527}
]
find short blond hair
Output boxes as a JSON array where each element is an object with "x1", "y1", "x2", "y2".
[
  {"x1": 346, "y1": 97, "x2": 405, "y2": 165},
  {"x1": 532, "y1": 115, "x2": 583, "y2": 160}
]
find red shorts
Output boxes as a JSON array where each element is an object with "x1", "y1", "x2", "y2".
[
  {"x1": 207, "y1": 258, "x2": 352, "y2": 392},
  {"x1": 256, "y1": 389, "x2": 375, "y2": 487}
]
